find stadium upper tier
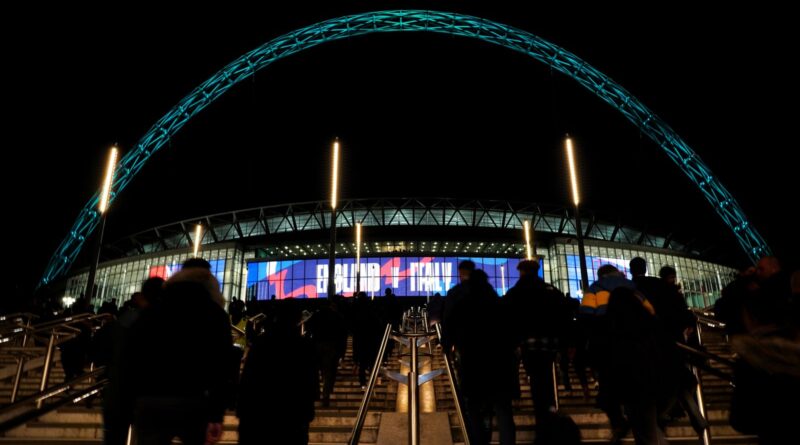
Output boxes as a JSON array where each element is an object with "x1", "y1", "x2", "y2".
[{"x1": 108, "y1": 198, "x2": 692, "y2": 259}]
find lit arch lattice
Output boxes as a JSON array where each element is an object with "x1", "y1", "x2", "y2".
[{"x1": 41, "y1": 10, "x2": 770, "y2": 286}]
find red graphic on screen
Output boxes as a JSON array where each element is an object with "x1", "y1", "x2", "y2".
[
  {"x1": 149, "y1": 266, "x2": 168, "y2": 279},
  {"x1": 379, "y1": 256, "x2": 434, "y2": 285},
  {"x1": 267, "y1": 268, "x2": 318, "y2": 299}
]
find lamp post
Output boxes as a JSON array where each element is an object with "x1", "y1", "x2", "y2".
[
  {"x1": 565, "y1": 136, "x2": 589, "y2": 291},
  {"x1": 500, "y1": 265, "x2": 506, "y2": 296},
  {"x1": 193, "y1": 224, "x2": 203, "y2": 258},
  {"x1": 523, "y1": 219, "x2": 534, "y2": 260},
  {"x1": 85, "y1": 146, "x2": 119, "y2": 303},
  {"x1": 327, "y1": 139, "x2": 340, "y2": 298},
  {"x1": 355, "y1": 222, "x2": 362, "y2": 295}
]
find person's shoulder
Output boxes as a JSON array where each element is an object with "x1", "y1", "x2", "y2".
[{"x1": 446, "y1": 283, "x2": 464, "y2": 296}]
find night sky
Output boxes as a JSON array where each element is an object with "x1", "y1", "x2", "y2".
[{"x1": 5, "y1": 2, "x2": 797, "y2": 302}]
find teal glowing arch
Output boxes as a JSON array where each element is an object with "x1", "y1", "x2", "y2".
[{"x1": 41, "y1": 10, "x2": 770, "y2": 286}]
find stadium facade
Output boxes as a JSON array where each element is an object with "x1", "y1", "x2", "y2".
[{"x1": 62, "y1": 198, "x2": 736, "y2": 308}]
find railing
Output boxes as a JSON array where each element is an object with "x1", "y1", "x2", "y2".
[
  {"x1": 349, "y1": 323, "x2": 392, "y2": 445},
  {"x1": 434, "y1": 322, "x2": 470, "y2": 445},
  {"x1": 0, "y1": 367, "x2": 107, "y2": 432},
  {"x1": 673, "y1": 309, "x2": 732, "y2": 445},
  {"x1": 1, "y1": 313, "x2": 114, "y2": 405},
  {"x1": 349, "y1": 307, "x2": 470, "y2": 445}
]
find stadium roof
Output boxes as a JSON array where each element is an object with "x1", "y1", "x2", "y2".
[{"x1": 107, "y1": 198, "x2": 700, "y2": 259}]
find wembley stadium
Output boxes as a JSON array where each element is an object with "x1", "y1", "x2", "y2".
[{"x1": 59, "y1": 197, "x2": 736, "y2": 309}]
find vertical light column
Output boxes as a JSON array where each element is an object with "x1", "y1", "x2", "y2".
[
  {"x1": 355, "y1": 222, "x2": 362, "y2": 295},
  {"x1": 523, "y1": 219, "x2": 534, "y2": 260},
  {"x1": 327, "y1": 139, "x2": 340, "y2": 298},
  {"x1": 193, "y1": 224, "x2": 203, "y2": 257},
  {"x1": 85, "y1": 146, "x2": 119, "y2": 302},
  {"x1": 565, "y1": 136, "x2": 589, "y2": 291},
  {"x1": 500, "y1": 265, "x2": 506, "y2": 296}
]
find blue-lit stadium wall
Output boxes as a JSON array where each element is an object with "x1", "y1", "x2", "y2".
[{"x1": 64, "y1": 240, "x2": 735, "y2": 309}]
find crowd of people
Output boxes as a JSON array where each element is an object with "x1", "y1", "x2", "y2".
[{"x1": 8, "y1": 255, "x2": 798, "y2": 445}]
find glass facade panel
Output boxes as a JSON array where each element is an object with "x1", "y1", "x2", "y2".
[
  {"x1": 66, "y1": 244, "x2": 244, "y2": 308},
  {"x1": 545, "y1": 240, "x2": 736, "y2": 307}
]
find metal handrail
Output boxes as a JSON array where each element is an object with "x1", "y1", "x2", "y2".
[
  {"x1": 675, "y1": 342, "x2": 736, "y2": 375},
  {"x1": 3, "y1": 313, "x2": 114, "y2": 404},
  {"x1": 0, "y1": 313, "x2": 39, "y2": 323},
  {"x1": 0, "y1": 313, "x2": 113, "y2": 344},
  {"x1": 0, "y1": 367, "x2": 108, "y2": 432},
  {"x1": 0, "y1": 313, "x2": 39, "y2": 337},
  {"x1": 349, "y1": 323, "x2": 393, "y2": 445},
  {"x1": 435, "y1": 322, "x2": 471, "y2": 445}
]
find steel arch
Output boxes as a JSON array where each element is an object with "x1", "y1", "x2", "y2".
[{"x1": 41, "y1": 10, "x2": 770, "y2": 286}]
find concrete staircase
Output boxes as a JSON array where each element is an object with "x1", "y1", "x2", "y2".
[
  {"x1": 432, "y1": 328, "x2": 758, "y2": 444},
  {"x1": 0, "y1": 337, "x2": 400, "y2": 444},
  {"x1": 0, "y1": 323, "x2": 760, "y2": 444}
]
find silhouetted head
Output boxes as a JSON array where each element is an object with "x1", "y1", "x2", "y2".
[
  {"x1": 141, "y1": 277, "x2": 165, "y2": 307},
  {"x1": 659, "y1": 265, "x2": 678, "y2": 286},
  {"x1": 517, "y1": 259, "x2": 540, "y2": 277},
  {"x1": 385, "y1": 288, "x2": 394, "y2": 297},
  {"x1": 756, "y1": 256, "x2": 781, "y2": 282},
  {"x1": 469, "y1": 269, "x2": 489, "y2": 286},
  {"x1": 458, "y1": 260, "x2": 476, "y2": 282},
  {"x1": 630, "y1": 257, "x2": 647, "y2": 277},
  {"x1": 742, "y1": 289, "x2": 782, "y2": 331},
  {"x1": 597, "y1": 265, "x2": 621, "y2": 278},
  {"x1": 183, "y1": 258, "x2": 212, "y2": 270}
]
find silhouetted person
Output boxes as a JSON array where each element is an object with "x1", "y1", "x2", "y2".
[
  {"x1": 658, "y1": 266, "x2": 678, "y2": 287},
  {"x1": 238, "y1": 301, "x2": 318, "y2": 445},
  {"x1": 580, "y1": 265, "x2": 640, "y2": 443},
  {"x1": 504, "y1": 259, "x2": 571, "y2": 444},
  {"x1": 715, "y1": 268, "x2": 758, "y2": 336},
  {"x1": 559, "y1": 292, "x2": 591, "y2": 398},
  {"x1": 382, "y1": 287, "x2": 402, "y2": 360},
  {"x1": 630, "y1": 257, "x2": 692, "y2": 342},
  {"x1": 427, "y1": 292, "x2": 444, "y2": 326},
  {"x1": 441, "y1": 260, "x2": 476, "y2": 351},
  {"x1": 351, "y1": 292, "x2": 382, "y2": 387},
  {"x1": 306, "y1": 295, "x2": 348, "y2": 407},
  {"x1": 99, "y1": 298, "x2": 119, "y2": 317},
  {"x1": 450, "y1": 269, "x2": 517, "y2": 445},
  {"x1": 60, "y1": 296, "x2": 92, "y2": 381},
  {"x1": 602, "y1": 287, "x2": 675, "y2": 445},
  {"x1": 755, "y1": 256, "x2": 793, "y2": 329},
  {"x1": 653, "y1": 265, "x2": 708, "y2": 439},
  {"x1": 129, "y1": 259, "x2": 230, "y2": 445},
  {"x1": 730, "y1": 287, "x2": 800, "y2": 444},
  {"x1": 101, "y1": 278, "x2": 163, "y2": 445},
  {"x1": 227, "y1": 297, "x2": 248, "y2": 410}
]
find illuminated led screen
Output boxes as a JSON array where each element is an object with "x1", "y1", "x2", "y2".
[
  {"x1": 246, "y1": 256, "x2": 543, "y2": 300},
  {"x1": 565, "y1": 254, "x2": 632, "y2": 298},
  {"x1": 149, "y1": 259, "x2": 226, "y2": 291}
]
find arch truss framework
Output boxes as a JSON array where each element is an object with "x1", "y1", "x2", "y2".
[{"x1": 41, "y1": 10, "x2": 769, "y2": 286}]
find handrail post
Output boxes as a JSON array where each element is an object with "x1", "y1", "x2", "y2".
[
  {"x1": 37, "y1": 331, "x2": 57, "y2": 409},
  {"x1": 693, "y1": 318, "x2": 711, "y2": 445},
  {"x1": 10, "y1": 318, "x2": 33, "y2": 403},
  {"x1": 349, "y1": 323, "x2": 392, "y2": 445},
  {"x1": 435, "y1": 323, "x2": 470, "y2": 445},
  {"x1": 409, "y1": 334, "x2": 420, "y2": 445},
  {"x1": 551, "y1": 361, "x2": 560, "y2": 412}
]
